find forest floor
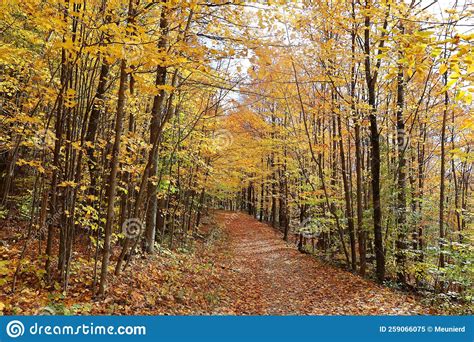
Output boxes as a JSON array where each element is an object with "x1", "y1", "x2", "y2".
[
  {"x1": 1, "y1": 210, "x2": 433, "y2": 315},
  {"x1": 214, "y1": 211, "x2": 431, "y2": 315}
]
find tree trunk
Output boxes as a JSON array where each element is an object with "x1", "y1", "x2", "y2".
[
  {"x1": 363, "y1": 3, "x2": 387, "y2": 282},
  {"x1": 144, "y1": 3, "x2": 169, "y2": 253},
  {"x1": 337, "y1": 111, "x2": 356, "y2": 271},
  {"x1": 98, "y1": 58, "x2": 128, "y2": 296},
  {"x1": 395, "y1": 42, "x2": 407, "y2": 284},
  {"x1": 439, "y1": 71, "x2": 448, "y2": 268}
]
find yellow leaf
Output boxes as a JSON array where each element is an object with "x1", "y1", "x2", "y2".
[
  {"x1": 439, "y1": 64, "x2": 448, "y2": 75},
  {"x1": 58, "y1": 181, "x2": 78, "y2": 188}
]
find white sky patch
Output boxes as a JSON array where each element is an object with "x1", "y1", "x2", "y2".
[
  {"x1": 220, "y1": 0, "x2": 473, "y2": 106},
  {"x1": 421, "y1": 0, "x2": 473, "y2": 33}
]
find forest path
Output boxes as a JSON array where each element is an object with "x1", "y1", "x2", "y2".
[{"x1": 215, "y1": 211, "x2": 428, "y2": 315}]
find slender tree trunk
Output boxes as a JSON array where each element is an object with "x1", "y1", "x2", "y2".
[
  {"x1": 363, "y1": 3, "x2": 387, "y2": 281},
  {"x1": 145, "y1": 3, "x2": 169, "y2": 253},
  {"x1": 45, "y1": 29, "x2": 68, "y2": 281},
  {"x1": 395, "y1": 40, "x2": 407, "y2": 284},
  {"x1": 439, "y1": 72, "x2": 448, "y2": 268},
  {"x1": 98, "y1": 58, "x2": 128, "y2": 296},
  {"x1": 337, "y1": 111, "x2": 356, "y2": 271},
  {"x1": 350, "y1": 0, "x2": 366, "y2": 275}
]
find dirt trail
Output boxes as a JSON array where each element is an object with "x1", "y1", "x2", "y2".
[{"x1": 216, "y1": 211, "x2": 429, "y2": 315}]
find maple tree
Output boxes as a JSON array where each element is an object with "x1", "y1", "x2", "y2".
[{"x1": 0, "y1": 0, "x2": 472, "y2": 314}]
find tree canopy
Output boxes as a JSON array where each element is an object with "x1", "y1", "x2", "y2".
[{"x1": 0, "y1": 0, "x2": 472, "y2": 314}]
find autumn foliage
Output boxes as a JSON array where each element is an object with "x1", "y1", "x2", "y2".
[{"x1": 0, "y1": 0, "x2": 472, "y2": 314}]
